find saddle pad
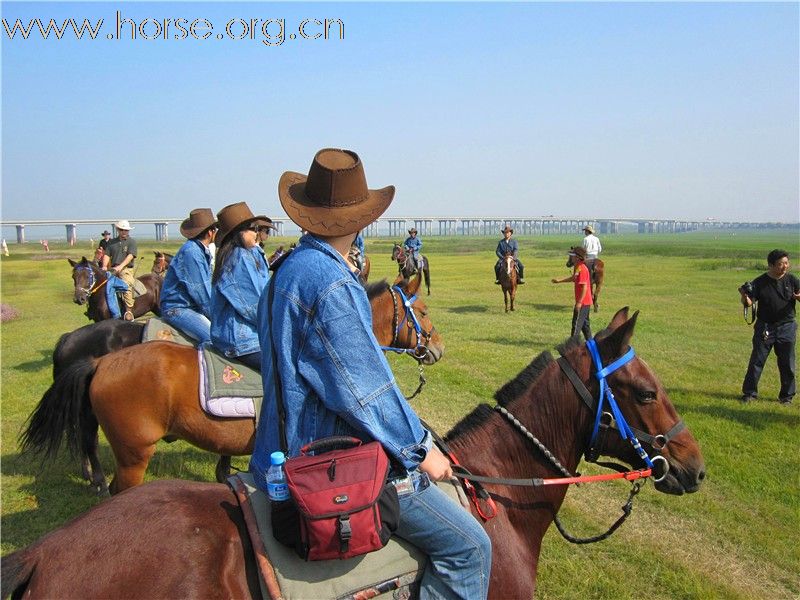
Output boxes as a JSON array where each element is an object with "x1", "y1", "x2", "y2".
[
  {"x1": 199, "y1": 348, "x2": 263, "y2": 419},
  {"x1": 142, "y1": 317, "x2": 196, "y2": 346},
  {"x1": 198, "y1": 350, "x2": 262, "y2": 421},
  {"x1": 234, "y1": 472, "x2": 469, "y2": 600}
]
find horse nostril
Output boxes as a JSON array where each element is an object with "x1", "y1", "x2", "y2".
[{"x1": 698, "y1": 469, "x2": 706, "y2": 481}]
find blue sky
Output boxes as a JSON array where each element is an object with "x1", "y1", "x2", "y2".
[{"x1": 2, "y1": 2, "x2": 798, "y2": 226}]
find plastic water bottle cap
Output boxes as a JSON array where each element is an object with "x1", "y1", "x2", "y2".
[{"x1": 270, "y1": 451, "x2": 286, "y2": 466}]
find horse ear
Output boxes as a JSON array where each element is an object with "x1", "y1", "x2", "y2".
[
  {"x1": 406, "y1": 271, "x2": 422, "y2": 296},
  {"x1": 68, "y1": 258, "x2": 77, "y2": 267},
  {"x1": 602, "y1": 310, "x2": 639, "y2": 356},
  {"x1": 606, "y1": 307, "x2": 630, "y2": 332},
  {"x1": 81, "y1": 257, "x2": 89, "y2": 264}
]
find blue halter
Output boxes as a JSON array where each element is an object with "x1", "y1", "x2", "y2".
[{"x1": 585, "y1": 339, "x2": 654, "y2": 469}]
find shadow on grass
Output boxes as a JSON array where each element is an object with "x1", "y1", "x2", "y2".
[
  {"x1": 690, "y1": 403, "x2": 800, "y2": 430},
  {"x1": 447, "y1": 305, "x2": 489, "y2": 314},
  {"x1": 13, "y1": 349, "x2": 53, "y2": 373},
  {"x1": 529, "y1": 303, "x2": 569, "y2": 312},
  {"x1": 1, "y1": 444, "x2": 228, "y2": 550}
]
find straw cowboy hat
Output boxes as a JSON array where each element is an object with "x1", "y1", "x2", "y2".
[
  {"x1": 278, "y1": 148, "x2": 394, "y2": 237},
  {"x1": 215, "y1": 202, "x2": 269, "y2": 246},
  {"x1": 583, "y1": 225, "x2": 595, "y2": 234},
  {"x1": 114, "y1": 220, "x2": 134, "y2": 231},
  {"x1": 180, "y1": 208, "x2": 217, "y2": 239},
  {"x1": 569, "y1": 246, "x2": 587, "y2": 260},
  {"x1": 501, "y1": 225, "x2": 514, "y2": 234}
]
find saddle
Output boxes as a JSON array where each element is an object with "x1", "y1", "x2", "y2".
[{"x1": 229, "y1": 472, "x2": 470, "y2": 600}]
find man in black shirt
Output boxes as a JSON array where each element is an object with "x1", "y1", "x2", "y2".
[{"x1": 740, "y1": 249, "x2": 800, "y2": 405}]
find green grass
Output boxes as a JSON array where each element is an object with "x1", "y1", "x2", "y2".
[{"x1": 2, "y1": 231, "x2": 799, "y2": 599}]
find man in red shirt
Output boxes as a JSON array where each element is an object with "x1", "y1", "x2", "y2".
[{"x1": 551, "y1": 246, "x2": 593, "y2": 340}]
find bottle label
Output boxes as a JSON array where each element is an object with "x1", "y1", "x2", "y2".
[{"x1": 267, "y1": 482, "x2": 290, "y2": 502}]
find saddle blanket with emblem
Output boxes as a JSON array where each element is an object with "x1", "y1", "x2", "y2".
[
  {"x1": 142, "y1": 317, "x2": 196, "y2": 346},
  {"x1": 198, "y1": 348, "x2": 263, "y2": 421},
  {"x1": 230, "y1": 472, "x2": 470, "y2": 600}
]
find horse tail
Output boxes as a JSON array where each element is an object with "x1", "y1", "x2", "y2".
[
  {"x1": 424, "y1": 259, "x2": 431, "y2": 295},
  {"x1": 51, "y1": 330, "x2": 71, "y2": 380},
  {"x1": 1, "y1": 548, "x2": 36, "y2": 600},
  {"x1": 20, "y1": 358, "x2": 97, "y2": 463}
]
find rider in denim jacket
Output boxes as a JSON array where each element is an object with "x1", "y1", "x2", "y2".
[
  {"x1": 161, "y1": 208, "x2": 217, "y2": 344},
  {"x1": 250, "y1": 148, "x2": 491, "y2": 600},
  {"x1": 210, "y1": 202, "x2": 273, "y2": 370}
]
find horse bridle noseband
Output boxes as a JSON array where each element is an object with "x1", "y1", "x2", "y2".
[{"x1": 74, "y1": 265, "x2": 98, "y2": 297}]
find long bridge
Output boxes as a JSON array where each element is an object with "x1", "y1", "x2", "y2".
[{"x1": 0, "y1": 217, "x2": 794, "y2": 244}]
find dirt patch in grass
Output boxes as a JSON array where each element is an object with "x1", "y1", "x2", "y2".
[{"x1": 1, "y1": 304, "x2": 20, "y2": 322}]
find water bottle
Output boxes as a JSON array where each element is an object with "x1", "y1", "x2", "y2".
[{"x1": 266, "y1": 451, "x2": 290, "y2": 502}]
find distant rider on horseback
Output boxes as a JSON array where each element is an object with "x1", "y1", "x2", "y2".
[
  {"x1": 403, "y1": 227, "x2": 424, "y2": 272},
  {"x1": 495, "y1": 225, "x2": 525, "y2": 284},
  {"x1": 582, "y1": 225, "x2": 602, "y2": 280}
]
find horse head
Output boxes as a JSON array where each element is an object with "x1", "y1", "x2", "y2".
[
  {"x1": 370, "y1": 272, "x2": 444, "y2": 365},
  {"x1": 566, "y1": 247, "x2": 579, "y2": 269},
  {"x1": 391, "y1": 243, "x2": 405, "y2": 263},
  {"x1": 151, "y1": 252, "x2": 172, "y2": 277},
  {"x1": 504, "y1": 252, "x2": 516, "y2": 276},
  {"x1": 574, "y1": 307, "x2": 706, "y2": 495},
  {"x1": 68, "y1": 257, "x2": 98, "y2": 305}
]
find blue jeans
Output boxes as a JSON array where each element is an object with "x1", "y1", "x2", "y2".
[
  {"x1": 395, "y1": 471, "x2": 491, "y2": 600},
  {"x1": 162, "y1": 307, "x2": 211, "y2": 344},
  {"x1": 104, "y1": 274, "x2": 130, "y2": 319}
]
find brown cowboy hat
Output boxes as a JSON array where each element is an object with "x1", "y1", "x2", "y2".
[
  {"x1": 278, "y1": 148, "x2": 394, "y2": 237},
  {"x1": 180, "y1": 208, "x2": 217, "y2": 239},
  {"x1": 501, "y1": 225, "x2": 514, "y2": 234},
  {"x1": 215, "y1": 202, "x2": 269, "y2": 246}
]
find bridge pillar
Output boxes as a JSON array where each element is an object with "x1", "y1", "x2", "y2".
[
  {"x1": 154, "y1": 222, "x2": 169, "y2": 241},
  {"x1": 65, "y1": 223, "x2": 77, "y2": 246},
  {"x1": 15, "y1": 224, "x2": 25, "y2": 244}
]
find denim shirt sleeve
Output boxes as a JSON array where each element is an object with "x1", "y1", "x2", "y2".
[
  {"x1": 496, "y1": 241, "x2": 504, "y2": 259},
  {"x1": 182, "y1": 243, "x2": 213, "y2": 314},
  {"x1": 297, "y1": 280, "x2": 429, "y2": 469},
  {"x1": 217, "y1": 247, "x2": 268, "y2": 324}
]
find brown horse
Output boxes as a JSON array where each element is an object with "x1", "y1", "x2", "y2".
[
  {"x1": 567, "y1": 249, "x2": 605, "y2": 312},
  {"x1": 4, "y1": 307, "x2": 705, "y2": 599},
  {"x1": 392, "y1": 243, "x2": 430, "y2": 295},
  {"x1": 499, "y1": 252, "x2": 518, "y2": 312},
  {"x1": 24, "y1": 274, "x2": 443, "y2": 496},
  {"x1": 150, "y1": 251, "x2": 173, "y2": 278},
  {"x1": 68, "y1": 258, "x2": 162, "y2": 322}
]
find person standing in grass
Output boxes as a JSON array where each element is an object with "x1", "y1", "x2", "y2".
[
  {"x1": 739, "y1": 249, "x2": 799, "y2": 405},
  {"x1": 551, "y1": 246, "x2": 592, "y2": 340}
]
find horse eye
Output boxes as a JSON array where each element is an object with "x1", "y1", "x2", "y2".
[{"x1": 637, "y1": 390, "x2": 657, "y2": 403}]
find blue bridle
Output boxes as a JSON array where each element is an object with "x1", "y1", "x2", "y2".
[
  {"x1": 585, "y1": 339, "x2": 654, "y2": 470},
  {"x1": 379, "y1": 285, "x2": 431, "y2": 360},
  {"x1": 74, "y1": 264, "x2": 97, "y2": 297}
]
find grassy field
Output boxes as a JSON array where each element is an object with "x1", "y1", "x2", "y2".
[{"x1": 2, "y1": 231, "x2": 799, "y2": 599}]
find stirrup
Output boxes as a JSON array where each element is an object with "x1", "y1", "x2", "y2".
[{"x1": 123, "y1": 311, "x2": 134, "y2": 321}]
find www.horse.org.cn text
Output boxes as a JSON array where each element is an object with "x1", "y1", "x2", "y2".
[{"x1": 2, "y1": 11, "x2": 346, "y2": 47}]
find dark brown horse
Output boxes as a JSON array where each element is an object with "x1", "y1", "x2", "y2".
[
  {"x1": 392, "y1": 243, "x2": 430, "y2": 295},
  {"x1": 68, "y1": 258, "x2": 162, "y2": 322},
  {"x1": 25, "y1": 274, "x2": 443, "y2": 495},
  {"x1": 4, "y1": 307, "x2": 705, "y2": 599},
  {"x1": 567, "y1": 249, "x2": 605, "y2": 312},
  {"x1": 150, "y1": 251, "x2": 173, "y2": 278},
  {"x1": 499, "y1": 252, "x2": 518, "y2": 312}
]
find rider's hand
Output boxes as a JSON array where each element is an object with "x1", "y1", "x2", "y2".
[{"x1": 419, "y1": 446, "x2": 453, "y2": 482}]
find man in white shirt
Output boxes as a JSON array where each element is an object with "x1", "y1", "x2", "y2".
[{"x1": 582, "y1": 225, "x2": 602, "y2": 279}]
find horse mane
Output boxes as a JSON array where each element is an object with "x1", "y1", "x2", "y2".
[
  {"x1": 363, "y1": 279, "x2": 388, "y2": 301},
  {"x1": 445, "y1": 335, "x2": 584, "y2": 441}
]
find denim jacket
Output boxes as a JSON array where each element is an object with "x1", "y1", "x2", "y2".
[
  {"x1": 161, "y1": 240, "x2": 213, "y2": 318},
  {"x1": 249, "y1": 235, "x2": 431, "y2": 491},
  {"x1": 210, "y1": 245, "x2": 269, "y2": 357},
  {"x1": 403, "y1": 236, "x2": 422, "y2": 255},
  {"x1": 496, "y1": 238, "x2": 518, "y2": 260}
]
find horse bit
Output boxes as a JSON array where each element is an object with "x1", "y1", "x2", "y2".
[
  {"x1": 449, "y1": 338, "x2": 687, "y2": 544},
  {"x1": 379, "y1": 284, "x2": 433, "y2": 399}
]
